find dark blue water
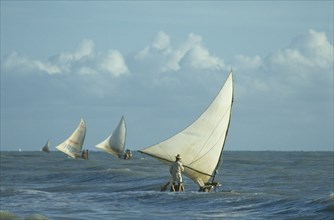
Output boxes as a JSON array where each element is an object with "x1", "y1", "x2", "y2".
[{"x1": 1, "y1": 151, "x2": 333, "y2": 219}]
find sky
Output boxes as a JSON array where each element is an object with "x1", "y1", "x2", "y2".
[{"x1": 1, "y1": 1, "x2": 333, "y2": 152}]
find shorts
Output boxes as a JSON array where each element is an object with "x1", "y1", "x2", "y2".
[{"x1": 172, "y1": 173, "x2": 182, "y2": 184}]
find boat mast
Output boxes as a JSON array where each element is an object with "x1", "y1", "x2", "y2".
[{"x1": 211, "y1": 75, "x2": 234, "y2": 184}]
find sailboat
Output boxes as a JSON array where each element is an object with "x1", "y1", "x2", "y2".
[
  {"x1": 56, "y1": 118, "x2": 86, "y2": 159},
  {"x1": 139, "y1": 72, "x2": 234, "y2": 192},
  {"x1": 41, "y1": 140, "x2": 51, "y2": 153},
  {"x1": 95, "y1": 116, "x2": 127, "y2": 159}
]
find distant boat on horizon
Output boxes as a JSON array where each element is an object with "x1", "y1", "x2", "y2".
[
  {"x1": 55, "y1": 118, "x2": 86, "y2": 159},
  {"x1": 41, "y1": 140, "x2": 51, "y2": 153}
]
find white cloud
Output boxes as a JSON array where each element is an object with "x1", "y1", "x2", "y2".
[
  {"x1": 181, "y1": 44, "x2": 225, "y2": 70},
  {"x1": 289, "y1": 29, "x2": 333, "y2": 69},
  {"x1": 2, "y1": 32, "x2": 228, "y2": 80},
  {"x1": 33, "y1": 60, "x2": 62, "y2": 75},
  {"x1": 2, "y1": 51, "x2": 61, "y2": 75},
  {"x1": 51, "y1": 39, "x2": 95, "y2": 74},
  {"x1": 2, "y1": 29, "x2": 332, "y2": 100},
  {"x1": 233, "y1": 55, "x2": 262, "y2": 70},
  {"x1": 99, "y1": 50, "x2": 129, "y2": 77},
  {"x1": 2, "y1": 39, "x2": 130, "y2": 77},
  {"x1": 267, "y1": 29, "x2": 333, "y2": 73},
  {"x1": 58, "y1": 39, "x2": 95, "y2": 63},
  {"x1": 234, "y1": 29, "x2": 333, "y2": 98},
  {"x1": 74, "y1": 39, "x2": 95, "y2": 60},
  {"x1": 134, "y1": 32, "x2": 227, "y2": 73},
  {"x1": 228, "y1": 29, "x2": 333, "y2": 151},
  {"x1": 78, "y1": 66, "x2": 98, "y2": 76},
  {"x1": 3, "y1": 51, "x2": 34, "y2": 72},
  {"x1": 152, "y1": 31, "x2": 170, "y2": 50},
  {"x1": 168, "y1": 33, "x2": 226, "y2": 72}
]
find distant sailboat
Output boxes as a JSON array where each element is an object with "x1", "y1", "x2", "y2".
[
  {"x1": 139, "y1": 72, "x2": 234, "y2": 192},
  {"x1": 56, "y1": 118, "x2": 86, "y2": 159},
  {"x1": 41, "y1": 140, "x2": 51, "y2": 153},
  {"x1": 95, "y1": 116, "x2": 127, "y2": 158}
]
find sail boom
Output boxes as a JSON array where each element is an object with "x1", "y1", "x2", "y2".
[{"x1": 138, "y1": 150, "x2": 213, "y2": 178}]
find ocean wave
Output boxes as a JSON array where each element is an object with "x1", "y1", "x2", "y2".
[{"x1": 1, "y1": 151, "x2": 333, "y2": 219}]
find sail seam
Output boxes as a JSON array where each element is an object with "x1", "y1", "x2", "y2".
[{"x1": 190, "y1": 106, "x2": 231, "y2": 165}]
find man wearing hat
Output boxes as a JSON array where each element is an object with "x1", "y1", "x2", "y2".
[{"x1": 169, "y1": 154, "x2": 185, "y2": 191}]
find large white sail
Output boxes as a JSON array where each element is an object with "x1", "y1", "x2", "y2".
[
  {"x1": 139, "y1": 72, "x2": 234, "y2": 188},
  {"x1": 41, "y1": 140, "x2": 51, "y2": 153},
  {"x1": 95, "y1": 116, "x2": 127, "y2": 158},
  {"x1": 56, "y1": 118, "x2": 86, "y2": 159}
]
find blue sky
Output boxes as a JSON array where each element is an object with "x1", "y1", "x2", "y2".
[{"x1": 1, "y1": 1, "x2": 333, "y2": 151}]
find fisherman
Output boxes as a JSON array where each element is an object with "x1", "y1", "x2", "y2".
[
  {"x1": 81, "y1": 150, "x2": 86, "y2": 159},
  {"x1": 85, "y1": 149, "x2": 89, "y2": 160},
  {"x1": 81, "y1": 149, "x2": 89, "y2": 160},
  {"x1": 124, "y1": 149, "x2": 132, "y2": 160},
  {"x1": 169, "y1": 154, "x2": 185, "y2": 191}
]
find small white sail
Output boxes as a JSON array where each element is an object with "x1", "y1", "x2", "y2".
[
  {"x1": 41, "y1": 140, "x2": 51, "y2": 153},
  {"x1": 139, "y1": 72, "x2": 234, "y2": 189},
  {"x1": 95, "y1": 116, "x2": 127, "y2": 158},
  {"x1": 56, "y1": 118, "x2": 86, "y2": 159}
]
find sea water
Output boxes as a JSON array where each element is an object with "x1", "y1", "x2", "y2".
[{"x1": 0, "y1": 151, "x2": 333, "y2": 219}]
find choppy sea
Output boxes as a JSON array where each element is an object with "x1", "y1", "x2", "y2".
[{"x1": 0, "y1": 151, "x2": 333, "y2": 220}]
